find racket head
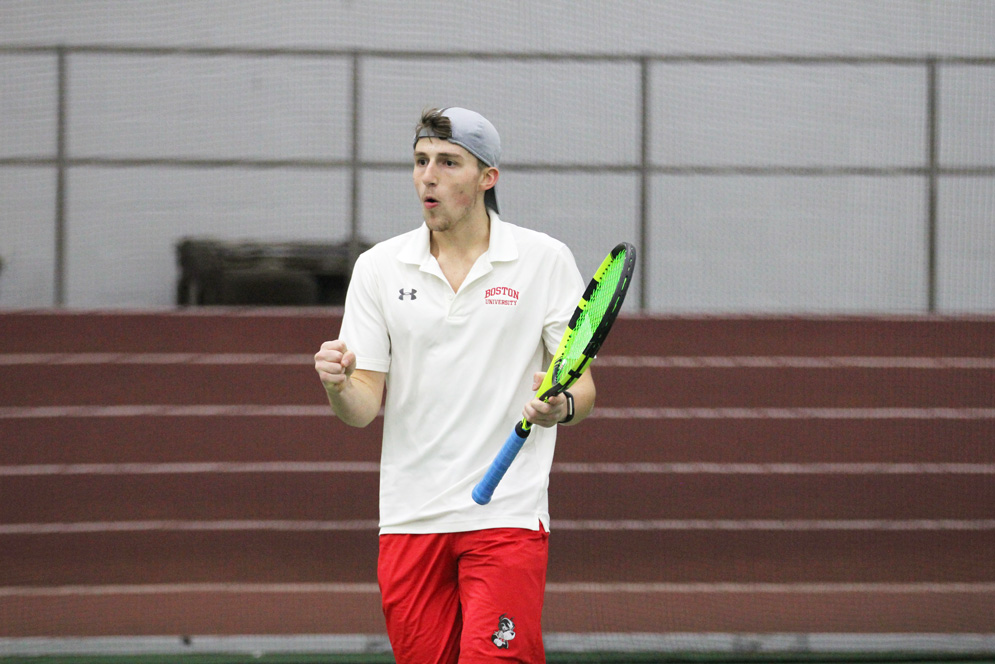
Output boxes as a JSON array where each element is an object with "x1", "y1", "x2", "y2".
[{"x1": 535, "y1": 241, "x2": 636, "y2": 400}]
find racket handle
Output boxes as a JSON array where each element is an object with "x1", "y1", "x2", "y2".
[{"x1": 472, "y1": 421, "x2": 531, "y2": 505}]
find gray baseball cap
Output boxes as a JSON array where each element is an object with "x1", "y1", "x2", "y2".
[{"x1": 413, "y1": 107, "x2": 501, "y2": 213}]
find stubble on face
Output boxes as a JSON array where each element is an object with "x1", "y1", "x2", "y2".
[{"x1": 414, "y1": 139, "x2": 487, "y2": 235}]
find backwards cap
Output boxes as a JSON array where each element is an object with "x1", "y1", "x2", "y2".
[{"x1": 414, "y1": 107, "x2": 501, "y2": 213}]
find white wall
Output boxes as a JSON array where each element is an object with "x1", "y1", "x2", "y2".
[{"x1": 1, "y1": 1, "x2": 993, "y2": 312}]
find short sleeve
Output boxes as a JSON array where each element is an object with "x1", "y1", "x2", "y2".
[{"x1": 338, "y1": 251, "x2": 391, "y2": 373}]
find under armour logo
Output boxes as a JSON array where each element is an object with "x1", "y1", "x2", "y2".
[{"x1": 398, "y1": 288, "x2": 418, "y2": 301}]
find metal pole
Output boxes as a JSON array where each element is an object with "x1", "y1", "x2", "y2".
[
  {"x1": 54, "y1": 46, "x2": 68, "y2": 306},
  {"x1": 926, "y1": 58, "x2": 939, "y2": 313},
  {"x1": 638, "y1": 57, "x2": 650, "y2": 312},
  {"x1": 348, "y1": 52, "x2": 362, "y2": 271}
]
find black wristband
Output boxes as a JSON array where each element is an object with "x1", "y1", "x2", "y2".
[{"x1": 559, "y1": 390, "x2": 575, "y2": 424}]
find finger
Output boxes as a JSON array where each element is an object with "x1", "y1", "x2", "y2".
[
  {"x1": 532, "y1": 393, "x2": 567, "y2": 421},
  {"x1": 316, "y1": 340, "x2": 350, "y2": 362},
  {"x1": 524, "y1": 400, "x2": 558, "y2": 428},
  {"x1": 320, "y1": 339, "x2": 348, "y2": 354},
  {"x1": 532, "y1": 371, "x2": 545, "y2": 390},
  {"x1": 317, "y1": 360, "x2": 353, "y2": 392},
  {"x1": 526, "y1": 397, "x2": 551, "y2": 418},
  {"x1": 315, "y1": 350, "x2": 340, "y2": 369}
]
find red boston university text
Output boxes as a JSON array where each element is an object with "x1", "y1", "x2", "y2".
[{"x1": 484, "y1": 286, "x2": 520, "y2": 300}]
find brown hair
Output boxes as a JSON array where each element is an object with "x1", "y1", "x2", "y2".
[{"x1": 414, "y1": 107, "x2": 452, "y2": 140}]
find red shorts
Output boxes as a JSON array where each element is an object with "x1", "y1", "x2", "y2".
[{"x1": 378, "y1": 525, "x2": 549, "y2": 664}]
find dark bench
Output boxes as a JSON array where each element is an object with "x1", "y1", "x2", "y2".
[{"x1": 176, "y1": 238, "x2": 370, "y2": 306}]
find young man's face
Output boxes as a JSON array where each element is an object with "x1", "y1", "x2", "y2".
[{"x1": 413, "y1": 138, "x2": 496, "y2": 233}]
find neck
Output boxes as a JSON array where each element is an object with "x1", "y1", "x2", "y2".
[
  {"x1": 429, "y1": 207, "x2": 492, "y2": 293},
  {"x1": 430, "y1": 206, "x2": 491, "y2": 260}
]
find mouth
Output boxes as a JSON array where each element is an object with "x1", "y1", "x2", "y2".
[{"x1": 423, "y1": 196, "x2": 439, "y2": 209}]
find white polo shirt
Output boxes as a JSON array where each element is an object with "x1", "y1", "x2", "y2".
[{"x1": 338, "y1": 211, "x2": 584, "y2": 535}]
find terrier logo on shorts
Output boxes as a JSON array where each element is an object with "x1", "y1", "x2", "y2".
[{"x1": 490, "y1": 614, "x2": 516, "y2": 649}]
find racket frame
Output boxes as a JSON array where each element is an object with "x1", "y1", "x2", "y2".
[{"x1": 534, "y1": 241, "x2": 636, "y2": 403}]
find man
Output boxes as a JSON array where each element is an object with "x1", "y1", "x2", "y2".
[{"x1": 314, "y1": 107, "x2": 595, "y2": 663}]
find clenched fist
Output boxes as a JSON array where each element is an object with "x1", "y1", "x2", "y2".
[{"x1": 314, "y1": 340, "x2": 356, "y2": 393}]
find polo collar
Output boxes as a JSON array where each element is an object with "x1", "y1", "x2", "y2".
[{"x1": 397, "y1": 209, "x2": 519, "y2": 268}]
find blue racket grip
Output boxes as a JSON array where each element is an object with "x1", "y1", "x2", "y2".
[{"x1": 472, "y1": 421, "x2": 531, "y2": 505}]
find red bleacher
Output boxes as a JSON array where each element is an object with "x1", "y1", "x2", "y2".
[{"x1": 1, "y1": 310, "x2": 993, "y2": 639}]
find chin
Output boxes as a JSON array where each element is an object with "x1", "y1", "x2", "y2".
[
  {"x1": 422, "y1": 210, "x2": 452, "y2": 232},
  {"x1": 424, "y1": 215, "x2": 450, "y2": 233}
]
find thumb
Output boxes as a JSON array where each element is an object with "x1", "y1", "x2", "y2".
[{"x1": 342, "y1": 350, "x2": 357, "y2": 376}]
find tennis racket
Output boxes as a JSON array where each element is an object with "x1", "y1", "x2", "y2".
[{"x1": 472, "y1": 241, "x2": 637, "y2": 505}]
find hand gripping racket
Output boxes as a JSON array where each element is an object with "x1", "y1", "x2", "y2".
[{"x1": 472, "y1": 242, "x2": 637, "y2": 505}]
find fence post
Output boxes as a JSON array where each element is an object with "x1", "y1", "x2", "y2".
[
  {"x1": 925, "y1": 58, "x2": 940, "y2": 313},
  {"x1": 54, "y1": 45, "x2": 68, "y2": 307}
]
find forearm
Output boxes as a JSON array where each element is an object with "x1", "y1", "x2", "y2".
[
  {"x1": 325, "y1": 370, "x2": 384, "y2": 428},
  {"x1": 561, "y1": 369, "x2": 595, "y2": 426}
]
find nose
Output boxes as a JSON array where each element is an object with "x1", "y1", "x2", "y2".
[{"x1": 420, "y1": 160, "x2": 437, "y2": 183}]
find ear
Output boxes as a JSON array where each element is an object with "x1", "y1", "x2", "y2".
[{"x1": 480, "y1": 166, "x2": 499, "y2": 193}]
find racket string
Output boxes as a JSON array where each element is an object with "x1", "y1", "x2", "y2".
[{"x1": 555, "y1": 250, "x2": 628, "y2": 386}]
